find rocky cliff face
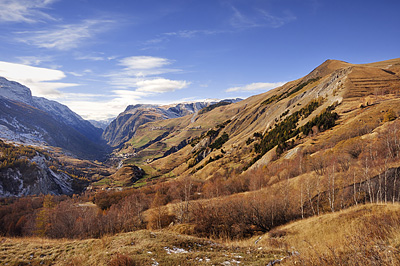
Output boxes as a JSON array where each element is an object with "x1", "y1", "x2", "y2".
[
  {"x1": 0, "y1": 154, "x2": 74, "y2": 197},
  {"x1": 0, "y1": 139, "x2": 83, "y2": 197}
]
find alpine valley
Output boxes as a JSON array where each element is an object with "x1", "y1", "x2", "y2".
[{"x1": 2, "y1": 58, "x2": 400, "y2": 265}]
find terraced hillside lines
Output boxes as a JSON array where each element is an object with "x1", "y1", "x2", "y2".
[
  {"x1": 345, "y1": 66, "x2": 400, "y2": 98},
  {"x1": 349, "y1": 76, "x2": 400, "y2": 93}
]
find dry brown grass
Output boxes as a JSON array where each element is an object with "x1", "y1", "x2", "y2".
[
  {"x1": 0, "y1": 229, "x2": 283, "y2": 265},
  {"x1": 256, "y1": 203, "x2": 400, "y2": 265}
]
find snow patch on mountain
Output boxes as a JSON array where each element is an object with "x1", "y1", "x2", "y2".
[
  {"x1": 0, "y1": 77, "x2": 33, "y2": 106},
  {"x1": 0, "y1": 117, "x2": 47, "y2": 146},
  {"x1": 33, "y1": 96, "x2": 84, "y2": 125}
]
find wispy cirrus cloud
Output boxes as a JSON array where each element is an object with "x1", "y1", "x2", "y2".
[
  {"x1": 229, "y1": 5, "x2": 296, "y2": 29},
  {"x1": 16, "y1": 55, "x2": 53, "y2": 66},
  {"x1": 229, "y1": 6, "x2": 260, "y2": 29},
  {"x1": 258, "y1": 9, "x2": 297, "y2": 28},
  {"x1": 0, "y1": 0, "x2": 57, "y2": 23},
  {"x1": 142, "y1": 5, "x2": 295, "y2": 50},
  {"x1": 165, "y1": 29, "x2": 223, "y2": 39},
  {"x1": 16, "y1": 19, "x2": 114, "y2": 50},
  {"x1": 226, "y1": 82, "x2": 286, "y2": 92},
  {"x1": 0, "y1": 61, "x2": 78, "y2": 97},
  {"x1": 75, "y1": 52, "x2": 117, "y2": 61}
]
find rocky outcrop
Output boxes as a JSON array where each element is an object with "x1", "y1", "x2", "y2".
[
  {"x1": 163, "y1": 139, "x2": 189, "y2": 157},
  {"x1": 0, "y1": 155, "x2": 75, "y2": 197},
  {"x1": 110, "y1": 165, "x2": 145, "y2": 184}
]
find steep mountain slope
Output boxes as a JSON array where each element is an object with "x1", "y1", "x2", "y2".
[
  {"x1": 119, "y1": 58, "x2": 400, "y2": 181},
  {"x1": 103, "y1": 99, "x2": 241, "y2": 148},
  {"x1": 33, "y1": 97, "x2": 103, "y2": 144},
  {"x1": 0, "y1": 77, "x2": 107, "y2": 159},
  {"x1": 0, "y1": 77, "x2": 34, "y2": 106},
  {"x1": 0, "y1": 140, "x2": 83, "y2": 196},
  {"x1": 0, "y1": 97, "x2": 106, "y2": 159}
]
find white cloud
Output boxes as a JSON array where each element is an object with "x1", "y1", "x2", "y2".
[
  {"x1": 109, "y1": 76, "x2": 189, "y2": 93},
  {"x1": 60, "y1": 56, "x2": 191, "y2": 120},
  {"x1": 109, "y1": 56, "x2": 188, "y2": 93},
  {"x1": 68, "y1": 72, "x2": 84, "y2": 77},
  {"x1": 62, "y1": 100, "x2": 121, "y2": 121},
  {"x1": 0, "y1": 61, "x2": 78, "y2": 97},
  {"x1": 75, "y1": 53, "x2": 117, "y2": 62},
  {"x1": 119, "y1": 56, "x2": 171, "y2": 70},
  {"x1": 17, "y1": 19, "x2": 113, "y2": 50},
  {"x1": 226, "y1": 82, "x2": 286, "y2": 92},
  {"x1": 61, "y1": 90, "x2": 148, "y2": 121},
  {"x1": 0, "y1": 0, "x2": 57, "y2": 23},
  {"x1": 76, "y1": 55, "x2": 106, "y2": 61},
  {"x1": 136, "y1": 78, "x2": 189, "y2": 93}
]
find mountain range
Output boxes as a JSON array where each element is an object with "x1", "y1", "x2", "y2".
[
  {"x1": 0, "y1": 77, "x2": 106, "y2": 159},
  {"x1": 1, "y1": 58, "x2": 400, "y2": 197},
  {"x1": 103, "y1": 99, "x2": 241, "y2": 148},
  {"x1": 3, "y1": 58, "x2": 400, "y2": 265},
  {"x1": 0, "y1": 76, "x2": 241, "y2": 196}
]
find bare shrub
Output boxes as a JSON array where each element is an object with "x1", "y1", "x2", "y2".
[{"x1": 108, "y1": 253, "x2": 138, "y2": 266}]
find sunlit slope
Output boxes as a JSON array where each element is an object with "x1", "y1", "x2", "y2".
[
  {"x1": 259, "y1": 203, "x2": 400, "y2": 265},
  {"x1": 122, "y1": 58, "x2": 400, "y2": 181}
]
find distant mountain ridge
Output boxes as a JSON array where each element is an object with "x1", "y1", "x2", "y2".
[
  {"x1": 103, "y1": 98, "x2": 241, "y2": 148},
  {"x1": 89, "y1": 118, "x2": 115, "y2": 130},
  {"x1": 0, "y1": 77, "x2": 106, "y2": 159}
]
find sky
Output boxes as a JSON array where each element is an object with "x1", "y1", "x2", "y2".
[{"x1": 0, "y1": 0, "x2": 399, "y2": 121}]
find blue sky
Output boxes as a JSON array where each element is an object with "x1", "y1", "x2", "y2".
[{"x1": 0, "y1": 0, "x2": 399, "y2": 120}]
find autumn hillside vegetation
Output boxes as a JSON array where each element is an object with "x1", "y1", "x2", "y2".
[{"x1": 1, "y1": 58, "x2": 400, "y2": 265}]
